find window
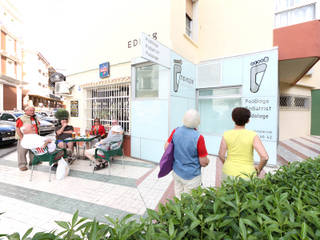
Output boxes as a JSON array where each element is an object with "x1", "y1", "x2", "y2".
[
  {"x1": 198, "y1": 87, "x2": 242, "y2": 135},
  {"x1": 186, "y1": 14, "x2": 192, "y2": 37},
  {"x1": 185, "y1": 0, "x2": 198, "y2": 41},
  {"x1": 6, "y1": 59, "x2": 15, "y2": 78},
  {"x1": 135, "y1": 64, "x2": 159, "y2": 98},
  {"x1": 275, "y1": 0, "x2": 316, "y2": 27},
  {"x1": 0, "y1": 113, "x2": 14, "y2": 121},
  {"x1": 279, "y1": 94, "x2": 311, "y2": 109},
  {"x1": 6, "y1": 35, "x2": 15, "y2": 56},
  {"x1": 86, "y1": 83, "x2": 131, "y2": 134}
]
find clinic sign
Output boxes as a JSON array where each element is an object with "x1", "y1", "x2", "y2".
[
  {"x1": 170, "y1": 51, "x2": 196, "y2": 99},
  {"x1": 173, "y1": 59, "x2": 195, "y2": 93},
  {"x1": 141, "y1": 32, "x2": 170, "y2": 68},
  {"x1": 242, "y1": 49, "x2": 278, "y2": 142}
]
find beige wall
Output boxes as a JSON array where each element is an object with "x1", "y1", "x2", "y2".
[
  {"x1": 298, "y1": 61, "x2": 320, "y2": 89},
  {"x1": 170, "y1": 0, "x2": 199, "y2": 63},
  {"x1": 279, "y1": 82, "x2": 311, "y2": 140},
  {"x1": 198, "y1": 0, "x2": 274, "y2": 62},
  {"x1": 279, "y1": 82, "x2": 311, "y2": 96},
  {"x1": 279, "y1": 110, "x2": 310, "y2": 140},
  {"x1": 65, "y1": 0, "x2": 173, "y2": 130},
  {"x1": 65, "y1": 0, "x2": 171, "y2": 75}
]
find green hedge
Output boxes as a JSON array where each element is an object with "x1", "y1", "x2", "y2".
[{"x1": 1, "y1": 157, "x2": 320, "y2": 240}]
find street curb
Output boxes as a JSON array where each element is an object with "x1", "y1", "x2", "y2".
[{"x1": 0, "y1": 146, "x2": 17, "y2": 159}]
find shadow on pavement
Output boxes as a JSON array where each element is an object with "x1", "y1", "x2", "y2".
[{"x1": 0, "y1": 142, "x2": 17, "y2": 158}]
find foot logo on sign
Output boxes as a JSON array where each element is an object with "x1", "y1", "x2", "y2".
[
  {"x1": 250, "y1": 57, "x2": 269, "y2": 93},
  {"x1": 173, "y1": 59, "x2": 182, "y2": 92}
]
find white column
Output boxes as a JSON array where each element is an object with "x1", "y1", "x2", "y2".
[
  {"x1": 0, "y1": 83, "x2": 3, "y2": 111},
  {"x1": 16, "y1": 86, "x2": 22, "y2": 110}
]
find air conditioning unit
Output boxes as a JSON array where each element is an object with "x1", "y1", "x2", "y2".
[{"x1": 55, "y1": 81, "x2": 72, "y2": 95}]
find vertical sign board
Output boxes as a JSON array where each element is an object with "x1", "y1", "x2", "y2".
[
  {"x1": 140, "y1": 32, "x2": 170, "y2": 68},
  {"x1": 169, "y1": 51, "x2": 196, "y2": 131},
  {"x1": 241, "y1": 48, "x2": 278, "y2": 165},
  {"x1": 99, "y1": 62, "x2": 110, "y2": 78},
  {"x1": 70, "y1": 100, "x2": 79, "y2": 117}
]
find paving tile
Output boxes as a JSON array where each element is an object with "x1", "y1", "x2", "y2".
[{"x1": 283, "y1": 139, "x2": 319, "y2": 159}]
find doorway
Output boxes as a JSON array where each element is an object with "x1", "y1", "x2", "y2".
[{"x1": 311, "y1": 89, "x2": 320, "y2": 135}]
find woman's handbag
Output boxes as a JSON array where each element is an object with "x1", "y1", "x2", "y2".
[{"x1": 158, "y1": 141, "x2": 174, "y2": 178}]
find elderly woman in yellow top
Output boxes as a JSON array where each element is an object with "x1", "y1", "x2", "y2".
[{"x1": 218, "y1": 107, "x2": 269, "y2": 180}]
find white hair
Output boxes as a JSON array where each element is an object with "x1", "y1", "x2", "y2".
[
  {"x1": 24, "y1": 105, "x2": 35, "y2": 111},
  {"x1": 183, "y1": 109, "x2": 200, "y2": 129}
]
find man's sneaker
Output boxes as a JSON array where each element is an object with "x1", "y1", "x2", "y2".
[
  {"x1": 19, "y1": 166, "x2": 28, "y2": 171},
  {"x1": 94, "y1": 162, "x2": 108, "y2": 171},
  {"x1": 67, "y1": 157, "x2": 75, "y2": 165}
]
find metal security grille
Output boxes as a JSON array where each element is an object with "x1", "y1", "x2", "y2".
[
  {"x1": 86, "y1": 83, "x2": 131, "y2": 134},
  {"x1": 280, "y1": 95, "x2": 311, "y2": 110}
]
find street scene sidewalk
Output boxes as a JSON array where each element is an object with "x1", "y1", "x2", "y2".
[
  {"x1": 0, "y1": 151, "x2": 174, "y2": 234},
  {"x1": 1, "y1": 135, "x2": 319, "y2": 234}
]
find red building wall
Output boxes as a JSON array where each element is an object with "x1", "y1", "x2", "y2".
[{"x1": 3, "y1": 84, "x2": 17, "y2": 110}]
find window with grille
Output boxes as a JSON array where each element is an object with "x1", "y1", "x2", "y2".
[
  {"x1": 279, "y1": 95, "x2": 310, "y2": 109},
  {"x1": 86, "y1": 83, "x2": 131, "y2": 134}
]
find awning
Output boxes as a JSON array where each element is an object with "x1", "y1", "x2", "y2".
[
  {"x1": 28, "y1": 94, "x2": 63, "y2": 102},
  {"x1": 274, "y1": 20, "x2": 320, "y2": 84},
  {"x1": 81, "y1": 76, "x2": 131, "y2": 89}
]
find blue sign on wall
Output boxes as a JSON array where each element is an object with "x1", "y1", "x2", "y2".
[{"x1": 99, "y1": 62, "x2": 110, "y2": 78}]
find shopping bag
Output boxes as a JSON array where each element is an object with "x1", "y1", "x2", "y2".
[
  {"x1": 56, "y1": 157, "x2": 70, "y2": 180},
  {"x1": 158, "y1": 142, "x2": 174, "y2": 178}
]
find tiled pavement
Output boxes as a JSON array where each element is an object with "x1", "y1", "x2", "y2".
[
  {"x1": 277, "y1": 135, "x2": 320, "y2": 164},
  {"x1": 0, "y1": 135, "x2": 319, "y2": 235},
  {"x1": 0, "y1": 151, "x2": 173, "y2": 235}
]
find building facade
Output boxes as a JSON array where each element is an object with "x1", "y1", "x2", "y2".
[
  {"x1": 0, "y1": 0, "x2": 24, "y2": 111},
  {"x1": 65, "y1": 0, "x2": 320, "y2": 163},
  {"x1": 22, "y1": 50, "x2": 63, "y2": 109}
]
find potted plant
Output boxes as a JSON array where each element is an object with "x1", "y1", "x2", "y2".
[{"x1": 54, "y1": 109, "x2": 69, "y2": 121}]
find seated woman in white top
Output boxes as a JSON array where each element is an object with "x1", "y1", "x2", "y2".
[{"x1": 85, "y1": 125, "x2": 123, "y2": 170}]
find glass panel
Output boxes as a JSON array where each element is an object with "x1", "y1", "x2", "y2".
[
  {"x1": 275, "y1": 11, "x2": 289, "y2": 27},
  {"x1": 135, "y1": 64, "x2": 159, "y2": 98},
  {"x1": 199, "y1": 87, "x2": 241, "y2": 97},
  {"x1": 198, "y1": 97, "x2": 241, "y2": 135},
  {"x1": 291, "y1": 4, "x2": 315, "y2": 25}
]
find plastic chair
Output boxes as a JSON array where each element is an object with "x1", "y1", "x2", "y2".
[
  {"x1": 93, "y1": 142, "x2": 124, "y2": 175},
  {"x1": 29, "y1": 147, "x2": 66, "y2": 182}
]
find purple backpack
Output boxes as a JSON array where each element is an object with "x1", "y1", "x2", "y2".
[{"x1": 158, "y1": 141, "x2": 174, "y2": 178}]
